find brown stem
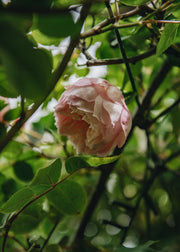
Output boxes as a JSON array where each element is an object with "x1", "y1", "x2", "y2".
[{"x1": 81, "y1": 47, "x2": 156, "y2": 67}]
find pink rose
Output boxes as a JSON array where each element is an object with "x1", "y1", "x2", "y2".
[{"x1": 54, "y1": 78, "x2": 132, "y2": 157}]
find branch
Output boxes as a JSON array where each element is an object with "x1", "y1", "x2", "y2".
[
  {"x1": 164, "y1": 148, "x2": 180, "y2": 164},
  {"x1": 113, "y1": 59, "x2": 172, "y2": 155},
  {"x1": 133, "y1": 59, "x2": 172, "y2": 129},
  {"x1": 40, "y1": 219, "x2": 59, "y2": 252},
  {"x1": 80, "y1": 47, "x2": 156, "y2": 67},
  {"x1": 80, "y1": 4, "x2": 156, "y2": 39},
  {"x1": 151, "y1": 82, "x2": 179, "y2": 109},
  {"x1": 148, "y1": 98, "x2": 180, "y2": 126},
  {"x1": 105, "y1": 0, "x2": 140, "y2": 108}
]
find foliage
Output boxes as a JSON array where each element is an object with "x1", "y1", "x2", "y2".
[{"x1": 0, "y1": 0, "x2": 180, "y2": 252}]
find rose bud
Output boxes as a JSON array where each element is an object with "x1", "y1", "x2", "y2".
[{"x1": 54, "y1": 78, "x2": 132, "y2": 157}]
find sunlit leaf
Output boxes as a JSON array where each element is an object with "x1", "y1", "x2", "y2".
[
  {"x1": 31, "y1": 29, "x2": 61, "y2": 46},
  {"x1": 0, "y1": 187, "x2": 34, "y2": 213},
  {"x1": 65, "y1": 155, "x2": 121, "y2": 173},
  {"x1": 156, "y1": 23, "x2": 179, "y2": 56}
]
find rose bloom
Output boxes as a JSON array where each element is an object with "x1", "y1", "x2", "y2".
[{"x1": 54, "y1": 78, "x2": 132, "y2": 157}]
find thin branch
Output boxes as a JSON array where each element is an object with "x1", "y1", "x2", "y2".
[
  {"x1": 80, "y1": 4, "x2": 155, "y2": 39},
  {"x1": 151, "y1": 82, "x2": 180, "y2": 109},
  {"x1": 0, "y1": 233, "x2": 27, "y2": 251},
  {"x1": 105, "y1": 0, "x2": 140, "y2": 108},
  {"x1": 164, "y1": 148, "x2": 180, "y2": 164},
  {"x1": 133, "y1": 59, "x2": 172, "y2": 129},
  {"x1": 142, "y1": 19, "x2": 180, "y2": 24},
  {"x1": 80, "y1": 47, "x2": 156, "y2": 67},
  {"x1": 102, "y1": 220, "x2": 126, "y2": 230},
  {"x1": 114, "y1": 59, "x2": 172, "y2": 155},
  {"x1": 40, "y1": 219, "x2": 59, "y2": 252},
  {"x1": 148, "y1": 98, "x2": 180, "y2": 126},
  {"x1": 112, "y1": 201, "x2": 134, "y2": 212}
]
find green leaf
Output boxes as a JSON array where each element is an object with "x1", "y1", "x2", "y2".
[
  {"x1": 156, "y1": 23, "x2": 179, "y2": 56},
  {"x1": 1, "y1": 179, "x2": 17, "y2": 199},
  {"x1": 3, "y1": 107, "x2": 21, "y2": 121},
  {"x1": 119, "y1": 0, "x2": 149, "y2": 6},
  {"x1": 0, "y1": 187, "x2": 34, "y2": 213},
  {"x1": 65, "y1": 155, "x2": 121, "y2": 173},
  {"x1": 32, "y1": 112, "x2": 56, "y2": 133},
  {"x1": 11, "y1": 213, "x2": 40, "y2": 234},
  {"x1": 0, "y1": 67, "x2": 18, "y2": 98},
  {"x1": 83, "y1": 155, "x2": 121, "y2": 167},
  {"x1": 30, "y1": 159, "x2": 62, "y2": 186},
  {"x1": 13, "y1": 161, "x2": 34, "y2": 182},
  {"x1": 31, "y1": 29, "x2": 62, "y2": 46},
  {"x1": 47, "y1": 180, "x2": 86, "y2": 215},
  {"x1": 34, "y1": 13, "x2": 80, "y2": 38},
  {"x1": 11, "y1": 200, "x2": 43, "y2": 233},
  {"x1": 0, "y1": 21, "x2": 52, "y2": 100},
  {"x1": 65, "y1": 157, "x2": 89, "y2": 173},
  {"x1": 2, "y1": 141, "x2": 23, "y2": 159}
]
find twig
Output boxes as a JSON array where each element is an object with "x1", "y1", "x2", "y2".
[
  {"x1": 0, "y1": 233, "x2": 27, "y2": 251},
  {"x1": 80, "y1": 47, "x2": 156, "y2": 67},
  {"x1": 112, "y1": 201, "x2": 134, "y2": 212},
  {"x1": 133, "y1": 59, "x2": 172, "y2": 129},
  {"x1": 148, "y1": 98, "x2": 180, "y2": 126},
  {"x1": 151, "y1": 82, "x2": 180, "y2": 109},
  {"x1": 40, "y1": 219, "x2": 59, "y2": 252},
  {"x1": 142, "y1": 19, "x2": 180, "y2": 24},
  {"x1": 102, "y1": 220, "x2": 126, "y2": 230},
  {"x1": 80, "y1": 4, "x2": 156, "y2": 39},
  {"x1": 114, "y1": 59, "x2": 172, "y2": 155},
  {"x1": 164, "y1": 148, "x2": 180, "y2": 164},
  {"x1": 105, "y1": 0, "x2": 140, "y2": 108}
]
